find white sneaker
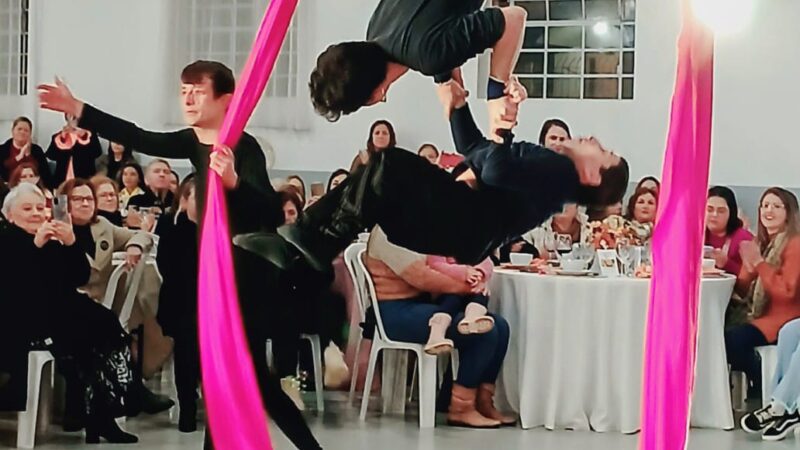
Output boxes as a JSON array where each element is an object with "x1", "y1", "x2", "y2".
[
  {"x1": 323, "y1": 343, "x2": 350, "y2": 389},
  {"x1": 280, "y1": 376, "x2": 305, "y2": 411}
]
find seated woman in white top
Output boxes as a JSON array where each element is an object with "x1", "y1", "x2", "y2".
[{"x1": 521, "y1": 203, "x2": 592, "y2": 257}]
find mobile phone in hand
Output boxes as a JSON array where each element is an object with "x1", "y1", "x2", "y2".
[{"x1": 52, "y1": 195, "x2": 69, "y2": 223}]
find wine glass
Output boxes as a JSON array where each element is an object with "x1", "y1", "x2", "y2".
[
  {"x1": 544, "y1": 233, "x2": 557, "y2": 260},
  {"x1": 616, "y1": 239, "x2": 633, "y2": 277},
  {"x1": 556, "y1": 234, "x2": 573, "y2": 258}
]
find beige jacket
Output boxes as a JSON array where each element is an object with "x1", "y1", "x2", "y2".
[{"x1": 81, "y1": 216, "x2": 153, "y2": 303}]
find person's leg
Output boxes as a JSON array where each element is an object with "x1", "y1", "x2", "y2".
[
  {"x1": 771, "y1": 320, "x2": 800, "y2": 412},
  {"x1": 725, "y1": 323, "x2": 769, "y2": 391},
  {"x1": 173, "y1": 335, "x2": 200, "y2": 432},
  {"x1": 474, "y1": 315, "x2": 515, "y2": 425}
]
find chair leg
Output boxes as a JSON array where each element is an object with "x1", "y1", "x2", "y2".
[
  {"x1": 360, "y1": 345, "x2": 380, "y2": 422},
  {"x1": 17, "y1": 354, "x2": 50, "y2": 449},
  {"x1": 760, "y1": 348, "x2": 777, "y2": 408},
  {"x1": 306, "y1": 335, "x2": 325, "y2": 412},
  {"x1": 417, "y1": 353, "x2": 437, "y2": 429},
  {"x1": 348, "y1": 336, "x2": 363, "y2": 407},
  {"x1": 408, "y1": 364, "x2": 418, "y2": 404}
]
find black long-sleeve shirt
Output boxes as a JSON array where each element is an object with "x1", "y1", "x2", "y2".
[{"x1": 77, "y1": 104, "x2": 283, "y2": 235}]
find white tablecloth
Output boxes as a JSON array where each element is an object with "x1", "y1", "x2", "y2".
[{"x1": 489, "y1": 270, "x2": 736, "y2": 433}]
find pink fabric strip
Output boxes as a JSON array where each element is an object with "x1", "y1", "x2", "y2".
[
  {"x1": 198, "y1": 1, "x2": 298, "y2": 449},
  {"x1": 639, "y1": 2, "x2": 714, "y2": 450}
]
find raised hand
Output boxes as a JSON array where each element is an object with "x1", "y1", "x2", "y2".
[{"x1": 38, "y1": 77, "x2": 84, "y2": 118}]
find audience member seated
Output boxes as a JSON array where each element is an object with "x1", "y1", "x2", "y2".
[
  {"x1": 280, "y1": 188, "x2": 304, "y2": 225},
  {"x1": 625, "y1": 187, "x2": 658, "y2": 242},
  {"x1": 169, "y1": 170, "x2": 180, "y2": 194},
  {"x1": 285, "y1": 174, "x2": 308, "y2": 205},
  {"x1": 635, "y1": 175, "x2": 661, "y2": 195},
  {"x1": 0, "y1": 117, "x2": 52, "y2": 188},
  {"x1": 91, "y1": 175, "x2": 124, "y2": 226},
  {"x1": 741, "y1": 317, "x2": 800, "y2": 441},
  {"x1": 8, "y1": 162, "x2": 54, "y2": 207},
  {"x1": 97, "y1": 142, "x2": 136, "y2": 181},
  {"x1": 0, "y1": 183, "x2": 138, "y2": 443},
  {"x1": 418, "y1": 143, "x2": 440, "y2": 165},
  {"x1": 45, "y1": 121, "x2": 102, "y2": 187},
  {"x1": 365, "y1": 225, "x2": 513, "y2": 428},
  {"x1": 350, "y1": 119, "x2": 396, "y2": 173},
  {"x1": 155, "y1": 176, "x2": 201, "y2": 432},
  {"x1": 57, "y1": 178, "x2": 174, "y2": 422},
  {"x1": 127, "y1": 159, "x2": 175, "y2": 231},
  {"x1": 538, "y1": 118, "x2": 571, "y2": 152},
  {"x1": 521, "y1": 203, "x2": 592, "y2": 258},
  {"x1": 705, "y1": 186, "x2": 755, "y2": 328},
  {"x1": 726, "y1": 188, "x2": 800, "y2": 398},
  {"x1": 117, "y1": 161, "x2": 146, "y2": 215},
  {"x1": 326, "y1": 169, "x2": 349, "y2": 193}
]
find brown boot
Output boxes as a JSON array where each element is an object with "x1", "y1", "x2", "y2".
[
  {"x1": 476, "y1": 383, "x2": 517, "y2": 426},
  {"x1": 447, "y1": 384, "x2": 501, "y2": 428}
]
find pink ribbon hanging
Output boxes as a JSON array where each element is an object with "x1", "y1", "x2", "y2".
[
  {"x1": 197, "y1": 1, "x2": 298, "y2": 449},
  {"x1": 639, "y1": 2, "x2": 714, "y2": 450}
]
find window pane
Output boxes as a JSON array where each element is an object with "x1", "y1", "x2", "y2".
[
  {"x1": 622, "y1": 0, "x2": 636, "y2": 20},
  {"x1": 584, "y1": 78, "x2": 619, "y2": 99},
  {"x1": 622, "y1": 51, "x2": 634, "y2": 74},
  {"x1": 549, "y1": 0, "x2": 582, "y2": 20},
  {"x1": 623, "y1": 25, "x2": 636, "y2": 48},
  {"x1": 523, "y1": 26, "x2": 545, "y2": 49},
  {"x1": 548, "y1": 26, "x2": 582, "y2": 49},
  {"x1": 211, "y1": 6, "x2": 233, "y2": 27},
  {"x1": 210, "y1": 33, "x2": 232, "y2": 53},
  {"x1": 586, "y1": 24, "x2": 621, "y2": 49},
  {"x1": 547, "y1": 52, "x2": 581, "y2": 74},
  {"x1": 519, "y1": 77, "x2": 544, "y2": 99},
  {"x1": 547, "y1": 78, "x2": 581, "y2": 98},
  {"x1": 622, "y1": 77, "x2": 634, "y2": 99},
  {"x1": 515, "y1": 52, "x2": 545, "y2": 74},
  {"x1": 585, "y1": 0, "x2": 619, "y2": 20},
  {"x1": 515, "y1": 1, "x2": 547, "y2": 20},
  {"x1": 585, "y1": 52, "x2": 620, "y2": 74}
]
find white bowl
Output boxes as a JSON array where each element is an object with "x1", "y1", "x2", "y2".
[
  {"x1": 702, "y1": 258, "x2": 716, "y2": 270},
  {"x1": 561, "y1": 259, "x2": 589, "y2": 272},
  {"x1": 509, "y1": 253, "x2": 533, "y2": 266}
]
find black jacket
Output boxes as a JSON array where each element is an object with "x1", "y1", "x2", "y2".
[
  {"x1": 45, "y1": 131, "x2": 102, "y2": 187},
  {"x1": 0, "y1": 139, "x2": 52, "y2": 188}
]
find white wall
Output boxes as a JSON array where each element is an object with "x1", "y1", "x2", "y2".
[{"x1": 12, "y1": 0, "x2": 800, "y2": 186}]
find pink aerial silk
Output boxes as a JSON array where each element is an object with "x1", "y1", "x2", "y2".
[
  {"x1": 197, "y1": 1, "x2": 298, "y2": 449},
  {"x1": 639, "y1": 2, "x2": 714, "y2": 450}
]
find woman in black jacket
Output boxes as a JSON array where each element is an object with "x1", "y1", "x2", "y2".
[
  {"x1": 0, "y1": 117, "x2": 51, "y2": 188},
  {"x1": 0, "y1": 183, "x2": 138, "y2": 444}
]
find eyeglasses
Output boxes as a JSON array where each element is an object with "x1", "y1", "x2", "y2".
[{"x1": 70, "y1": 195, "x2": 95, "y2": 204}]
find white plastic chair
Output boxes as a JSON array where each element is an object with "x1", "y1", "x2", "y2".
[
  {"x1": 353, "y1": 249, "x2": 443, "y2": 428},
  {"x1": 756, "y1": 345, "x2": 778, "y2": 407},
  {"x1": 343, "y1": 243, "x2": 367, "y2": 406},
  {"x1": 16, "y1": 351, "x2": 55, "y2": 449},
  {"x1": 265, "y1": 334, "x2": 325, "y2": 412},
  {"x1": 103, "y1": 256, "x2": 148, "y2": 331}
]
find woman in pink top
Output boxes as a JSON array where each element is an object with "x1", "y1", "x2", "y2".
[
  {"x1": 705, "y1": 186, "x2": 754, "y2": 276},
  {"x1": 423, "y1": 255, "x2": 495, "y2": 355}
]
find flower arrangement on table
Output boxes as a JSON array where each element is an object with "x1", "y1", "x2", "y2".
[{"x1": 590, "y1": 215, "x2": 649, "y2": 249}]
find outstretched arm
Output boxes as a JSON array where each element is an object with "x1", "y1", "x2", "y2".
[{"x1": 39, "y1": 80, "x2": 193, "y2": 159}]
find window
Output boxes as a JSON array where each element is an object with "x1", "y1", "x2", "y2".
[
  {"x1": 170, "y1": 0, "x2": 308, "y2": 129},
  {"x1": 0, "y1": 0, "x2": 29, "y2": 97},
  {"x1": 497, "y1": 0, "x2": 635, "y2": 100}
]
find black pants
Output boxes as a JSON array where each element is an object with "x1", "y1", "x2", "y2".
[
  {"x1": 173, "y1": 334, "x2": 200, "y2": 411},
  {"x1": 725, "y1": 323, "x2": 770, "y2": 391},
  {"x1": 202, "y1": 249, "x2": 321, "y2": 450}
]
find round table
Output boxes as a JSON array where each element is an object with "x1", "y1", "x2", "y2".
[{"x1": 489, "y1": 269, "x2": 736, "y2": 433}]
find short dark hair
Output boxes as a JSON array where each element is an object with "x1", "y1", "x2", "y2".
[
  {"x1": 181, "y1": 60, "x2": 235, "y2": 97},
  {"x1": 309, "y1": 42, "x2": 389, "y2": 122},
  {"x1": 58, "y1": 178, "x2": 99, "y2": 223},
  {"x1": 707, "y1": 186, "x2": 742, "y2": 235},
  {"x1": 538, "y1": 119, "x2": 571, "y2": 146},
  {"x1": 279, "y1": 186, "x2": 305, "y2": 216},
  {"x1": 574, "y1": 157, "x2": 630, "y2": 207}
]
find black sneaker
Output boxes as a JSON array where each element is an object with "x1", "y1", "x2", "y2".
[
  {"x1": 741, "y1": 404, "x2": 779, "y2": 434},
  {"x1": 762, "y1": 412, "x2": 800, "y2": 441}
]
